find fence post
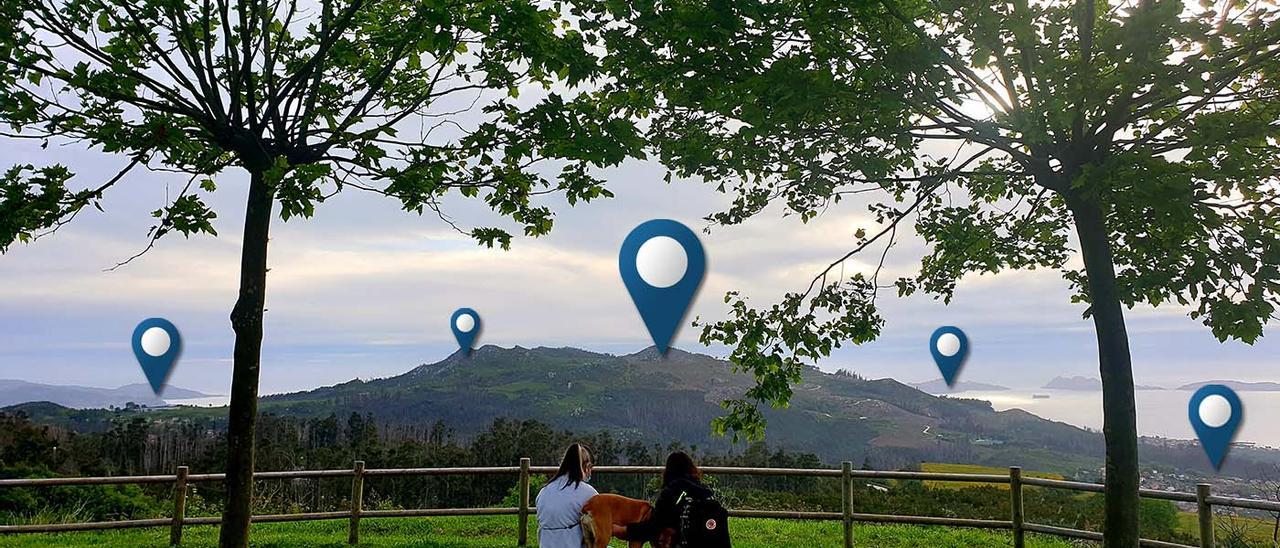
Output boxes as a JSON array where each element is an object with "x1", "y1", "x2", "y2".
[
  {"x1": 518, "y1": 457, "x2": 531, "y2": 547},
  {"x1": 842, "y1": 461, "x2": 853, "y2": 548},
  {"x1": 349, "y1": 461, "x2": 365, "y2": 545},
  {"x1": 1197, "y1": 483, "x2": 1214, "y2": 548},
  {"x1": 1009, "y1": 466, "x2": 1024, "y2": 548},
  {"x1": 169, "y1": 466, "x2": 188, "y2": 546}
]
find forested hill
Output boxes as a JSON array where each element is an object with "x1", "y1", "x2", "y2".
[
  {"x1": 8, "y1": 345, "x2": 1280, "y2": 477},
  {"x1": 257, "y1": 345, "x2": 1104, "y2": 474}
]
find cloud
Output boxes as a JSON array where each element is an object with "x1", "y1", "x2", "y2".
[{"x1": 1, "y1": 139, "x2": 1277, "y2": 395}]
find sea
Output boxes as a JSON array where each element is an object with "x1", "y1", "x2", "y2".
[
  {"x1": 947, "y1": 389, "x2": 1280, "y2": 449},
  {"x1": 164, "y1": 396, "x2": 230, "y2": 408}
]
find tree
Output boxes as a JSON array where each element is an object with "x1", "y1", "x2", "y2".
[
  {"x1": 577, "y1": 0, "x2": 1280, "y2": 544},
  {"x1": 0, "y1": 0, "x2": 641, "y2": 545}
]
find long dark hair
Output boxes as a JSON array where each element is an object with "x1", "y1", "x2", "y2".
[
  {"x1": 552, "y1": 443, "x2": 592, "y2": 489},
  {"x1": 662, "y1": 451, "x2": 701, "y2": 486}
]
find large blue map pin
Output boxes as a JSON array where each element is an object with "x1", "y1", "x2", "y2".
[
  {"x1": 131, "y1": 318, "x2": 182, "y2": 396},
  {"x1": 1189, "y1": 384, "x2": 1244, "y2": 471},
  {"x1": 929, "y1": 326, "x2": 969, "y2": 388},
  {"x1": 619, "y1": 219, "x2": 706, "y2": 355},
  {"x1": 451, "y1": 308, "x2": 481, "y2": 356}
]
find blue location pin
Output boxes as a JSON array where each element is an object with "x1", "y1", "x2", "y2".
[
  {"x1": 1188, "y1": 384, "x2": 1244, "y2": 471},
  {"x1": 619, "y1": 219, "x2": 706, "y2": 355},
  {"x1": 929, "y1": 326, "x2": 969, "y2": 388},
  {"x1": 450, "y1": 308, "x2": 481, "y2": 356},
  {"x1": 131, "y1": 318, "x2": 182, "y2": 396}
]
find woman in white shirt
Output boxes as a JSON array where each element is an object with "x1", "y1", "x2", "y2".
[{"x1": 536, "y1": 443, "x2": 598, "y2": 548}]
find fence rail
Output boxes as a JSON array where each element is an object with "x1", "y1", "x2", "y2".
[{"x1": 2, "y1": 461, "x2": 1277, "y2": 547}]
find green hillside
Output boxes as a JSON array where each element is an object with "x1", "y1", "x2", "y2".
[
  {"x1": 247, "y1": 345, "x2": 1102, "y2": 474},
  {"x1": 14, "y1": 345, "x2": 1277, "y2": 478}
]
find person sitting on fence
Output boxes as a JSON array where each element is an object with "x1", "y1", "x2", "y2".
[
  {"x1": 536, "y1": 442, "x2": 598, "y2": 548},
  {"x1": 614, "y1": 451, "x2": 731, "y2": 547}
]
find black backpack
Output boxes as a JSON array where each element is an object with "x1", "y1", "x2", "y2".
[{"x1": 674, "y1": 489, "x2": 731, "y2": 547}]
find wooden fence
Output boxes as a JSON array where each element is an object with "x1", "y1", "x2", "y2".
[{"x1": 1, "y1": 460, "x2": 1278, "y2": 547}]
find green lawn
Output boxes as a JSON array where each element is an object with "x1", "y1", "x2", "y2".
[
  {"x1": 918, "y1": 463, "x2": 1063, "y2": 490},
  {"x1": 0, "y1": 516, "x2": 1076, "y2": 547},
  {"x1": 1177, "y1": 511, "x2": 1278, "y2": 546}
]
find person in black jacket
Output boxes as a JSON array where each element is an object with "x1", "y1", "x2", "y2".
[{"x1": 613, "y1": 451, "x2": 715, "y2": 545}]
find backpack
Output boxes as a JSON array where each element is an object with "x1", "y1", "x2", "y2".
[{"x1": 674, "y1": 489, "x2": 731, "y2": 548}]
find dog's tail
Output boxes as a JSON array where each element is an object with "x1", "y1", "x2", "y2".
[{"x1": 580, "y1": 511, "x2": 596, "y2": 548}]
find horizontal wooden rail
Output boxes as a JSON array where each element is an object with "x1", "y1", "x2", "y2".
[
  {"x1": 0, "y1": 518, "x2": 174, "y2": 534},
  {"x1": 852, "y1": 470, "x2": 1009, "y2": 483},
  {"x1": 364, "y1": 466, "x2": 524, "y2": 477},
  {"x1": 1025, "y1": 522, "x2": 1196, "y2": 548},
  {"x1": 707, "y1": 466, "x2": 846, "y2": 478},
  {"x1": 1205, "y1": 494, "x2": 1280, "y2": 512},
  {"x1": 1025, "y1": 522, "x2": 1102, "y2": 540},
  {"x1": 1140, "y1": 488, "x2": 1199, "y2": 504},
  {"x1": 1140, "y1": 539, "x2": 1200, "y2": 548},
  {"x1": 185, "y1": 469, "x2": 356, "y2": 483},
  {"x1": 536, "y1": 465, "x2": 845, "y2": 477},
  {"x1": 252, "y1": 511, "x2": 351, "y2": 524},
  {"x1": 0, "y1": 475, "x2": 178, "y2": 487},
  {"x1": 362, "y1": 507, "x2": 521, "y2": 519},
  {"x1": 1021, "y1": 477, "x2": 1201, "y2": 503},
  {"x1": 0, "y1": 511, "x2": 352, "y2": 534},
  {"x1": 854, "y1": 514, "x2": 1011, "y2": 529},
  {"x1": 0, "y1": 462, "x2": 1254, "y2": 548},
  {"x1": 1021, "y1": 476, "x2": 1105, "y2": 492},
  {"x1": 729, "y1": 509, "x2": 842, "y2": 520}
]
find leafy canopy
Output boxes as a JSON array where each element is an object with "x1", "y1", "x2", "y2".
[
  {"x1": 575, "y1": 0, "x2": 1280, "y2": 439},
  {"x1": 1, "y1": 0, "x2": 643, "y2": 254}
]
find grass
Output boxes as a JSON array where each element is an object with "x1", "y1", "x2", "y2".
[
  {"x1": 1177, "y1": 511, "x2": 1278, "y2": 546},
  {"x1": 0, "y1": 515, "x2": 1079, "y2": 547},
  {"x1": 918, "y1": 463, "x2": 1063, "y2": 490}
]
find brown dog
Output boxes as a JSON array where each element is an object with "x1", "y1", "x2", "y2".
[{"x1": 579, "y1": 493, "x2": 672, "y2": 548}]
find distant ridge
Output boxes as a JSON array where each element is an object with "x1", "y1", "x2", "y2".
[
  {"x1": 1177, "y1": 380, "x2": 1280, "y2": 392},
  {"x1": 0, "y1": 379, "x2": 215, "y2": 409}
]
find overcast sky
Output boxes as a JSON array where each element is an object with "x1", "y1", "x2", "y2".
[{"x1": 2, "y1": 127, "x2": 1278, "y2": 396}]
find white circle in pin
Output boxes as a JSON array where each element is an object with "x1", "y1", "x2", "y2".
[
  {"x1": 141, "y1": 327, "x2": 171, "y2": 357},
  {"x1": 636, "y1": 236, "x2": 687, "y2": 288},
  {"x1": 935, "y1": 333, "x2": 961, "y2": 357},
  {"x1": 455, "y1": 313, "x2": 476, "y2": 333},
  {"x1": 1198, "y1": 394, "x2": 1232, "y2": 428}
]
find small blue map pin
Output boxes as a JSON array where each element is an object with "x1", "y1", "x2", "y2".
[
  {"x1": 131, "y1": 318, "x2": 182, "y2": 396},
  {"x1": 619, "y1": 219, "x2": 706, "y2": 355},
  {"x1": 929, "y1": 326, "x2": 969, "y2": 388},
  {"x1": 1189, "y1": 384, "x2": 1243, "y2": 471},
  {"x1": 450, "y1": 308, "x2": 481, "y2": 356}
]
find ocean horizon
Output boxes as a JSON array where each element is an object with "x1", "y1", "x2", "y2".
[{"x1": 945, "y1": 389, "x2": 1280, "y2": 448}]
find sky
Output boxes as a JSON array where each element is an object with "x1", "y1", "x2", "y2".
[{"x1": 2, "y1": 131, "x2": 1278, "y2": 398}]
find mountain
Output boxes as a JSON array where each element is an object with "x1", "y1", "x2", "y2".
[
  {"x1": 1177, "y1": 380, "x2": 1280, "y2": 392},
  {"x1": 1042, "y1": 376, "x2": 1165, "y2": 391},
  {"x1": 14, "y1": 346, "x2": 1280, "y2": 478},
  {"x1": 0, "y1": 379, "x2": 214, "y2": 409},
  {"x1": 910, "y1": 378, "x2": 1010, "y2": 393},
  {"x1": 257, "y1": 345, "x2": 1105, "y2": 472}
]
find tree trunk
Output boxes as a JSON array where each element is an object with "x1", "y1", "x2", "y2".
[
  {"x1": 1068, "y1": 192, "x2": 1140, "y2": 547},
  {"x1": 219, "y1": 169, "x2": 274, "y2": 548}
]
